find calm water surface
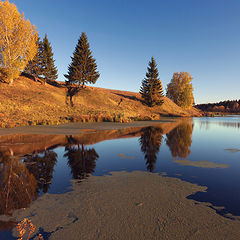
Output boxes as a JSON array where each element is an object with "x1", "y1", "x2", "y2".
[{"x1": 0, "y1": 116, "x2": 240, "y2": 238}]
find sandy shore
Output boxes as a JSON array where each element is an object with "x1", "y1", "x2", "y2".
[
  {"x1": 12, "y1": 171, "x2": 240, "y2": 240},
  {"x1": 0, "y1": 119, "x2": 177, "y2": 136}
]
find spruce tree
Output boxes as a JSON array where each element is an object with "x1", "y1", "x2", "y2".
[
  {"x1": 140, "y1": 57, "x2": 164, "y2": 107},
  {"x1": 64, "y1": 32, "x2": 100, "y2": 87},
  {"x1": 41, "y1": 34, "x2": 58, "y2": 81},
  {"x1": 24, "y1": 37, "x2": 43, "y2": 78}
]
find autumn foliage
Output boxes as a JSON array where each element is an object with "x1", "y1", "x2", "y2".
[
  {"x1": 167, "y1": 72, "x2": 194, "y2": 109},
  {"x1": 0, "y1": 0, "x2": 38, "y2": 84},
  {"x1": 196, "y1": 100, "x2": 240, "y2": 113}
]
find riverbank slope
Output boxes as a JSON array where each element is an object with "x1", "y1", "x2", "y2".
[{"x1": 0, "y1": 76, "x2": 201, "y2": 128}]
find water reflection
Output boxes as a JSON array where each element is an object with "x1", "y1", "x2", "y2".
[
  {"x1": 0, "y1": 152, "x2": 37, "y2": 215},
  {"x1": 0, "y1": 121, "x2": 194, "y2": 217},
  {"x1": 139, "y1": 127, "x2": 163, "y2": 172},
  {"x1": 23, "y1": 150, "x2": 57, "y2": 193},
  {"x1": 198, "y1": 118, "x2": 240, "y2": 129},
  {"x1": 216, "y1": 121, "x2": 240, "y2": 129},
  {"x1": 64, "y1": 143, "x2": 99, "y2": 180},
  {"x1": 0, "y1": 121, "x2": 195, "y2": 218},
  {"x1": 166, "y1": 122, "x2": 193, "y2": 159},
  {"x1": 1, "y1": 117, "x2": 240, "y2": 236}
]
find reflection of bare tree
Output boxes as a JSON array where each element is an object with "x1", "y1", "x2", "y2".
[
  {"x1": 0, "y1": 152, "x2": 37, "y2": 215},
  {"x1": 166, "y1": 122, "x2": 193, "y2": 159},
  {"x1": 64, "y1": 144, "x2": 99, "y2": 180},
  {"x1": 139, "y1": 127, "x2": 163, "y2": 172},
  {"x1": 23, "y1": 150, "x2": 57, "y2": 193}
]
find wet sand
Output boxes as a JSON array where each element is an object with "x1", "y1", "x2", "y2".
[{"x1": 12, "y1": 171, "x2": 240, "y2": 240}]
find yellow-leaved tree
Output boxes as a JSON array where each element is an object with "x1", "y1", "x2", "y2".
[
  {"x1": 0, "y1": 0, "x2": 38, "y2": 84},
  {"x1": 166, "y1": 72, "x2": 194, "y2": 109}
]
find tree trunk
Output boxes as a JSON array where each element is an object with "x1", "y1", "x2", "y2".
[
  {"x1": 8, "y1": 71, "x2": 14, "y2": 85},
  {"x1": 8, "y1": 78, "x2": 13, "y2": 85}
]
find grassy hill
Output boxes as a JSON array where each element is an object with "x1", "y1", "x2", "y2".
[{"x1": 0, "y1": 76, "x2": 201, "y2": 128}]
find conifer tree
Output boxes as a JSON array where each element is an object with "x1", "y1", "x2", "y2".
[
  {"x1": 24, "y1": 38, "x2": 43, "y2": 78},
  {"x1": 64, "y1": 32, "x2": 100, "y2": 87},
  {"x1": 139, "y1": 57, "x2": 164, "y2": 107},
  {"x1": 41, "y1": 34, "x2": 58, "y2": 81}
]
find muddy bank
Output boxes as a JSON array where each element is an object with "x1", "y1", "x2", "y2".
[
  {"x1": 11, "y1": 171, "x2": 240, "y2": 240},
  {"x1": 0, "y1": 119, "x2": 181, "y2": 136}
]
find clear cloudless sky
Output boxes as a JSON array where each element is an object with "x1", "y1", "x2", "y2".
[{"x1": 12, "y1": 0, "x2": 240, "y2": 104}]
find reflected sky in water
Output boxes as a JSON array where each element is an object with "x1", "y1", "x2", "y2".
[{"x1": 0, "y1": 116, "x2": 240, "y2": 237}]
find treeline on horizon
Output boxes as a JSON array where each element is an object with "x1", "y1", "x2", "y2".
[
  {"x1": 0, "y1": 0, "x2": 194, "y2": 110},
  {"x1": 196, "y1": 100, "x2": 240, "y2": 113}
]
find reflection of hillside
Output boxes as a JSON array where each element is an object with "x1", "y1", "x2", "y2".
[
  {"x1": 166, "y1": 121, "x2": 193, "y2": 159},
  {"x1": 0, "y1": 119, "x2": 190, "y2": 157},
  {"x1": 0, "y1": 153, "x2": 37, "y2": 215},
  {"x1": 23, "y1": 150, "x2": 57, "y2": 193},
  {"x1": 64, "y1": 143, "x2": 99, "y2": 180},
  {"x1": 0, "y1": 134, "x2": 65, "y2": 156},
  {"x1": 139, "y1": 127, "x2": 163, "y2": 172}
]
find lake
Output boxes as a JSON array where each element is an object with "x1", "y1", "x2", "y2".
[{"x1": 0, "y1": 116, "x2": 240, "y2": 239}]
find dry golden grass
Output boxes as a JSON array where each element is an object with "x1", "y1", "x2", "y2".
[{"x1": 0, "y1": 76, "x2": 201, "y2": 128}]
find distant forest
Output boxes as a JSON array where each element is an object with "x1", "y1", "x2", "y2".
[{"x1": 196, "y1": 100, "x2": 240, "y2": 113}]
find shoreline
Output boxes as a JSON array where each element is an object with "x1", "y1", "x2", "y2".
[
  {"x1": 0, "y1": 118, "x2": 184, "y2": 136},
  {"x1": 0, "y1": 118, "x2": 191, "y2": 157}
]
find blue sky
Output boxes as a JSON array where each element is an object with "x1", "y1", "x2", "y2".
[{"x1": 13, "y1": 0, "x2": 240, "y2": 104}]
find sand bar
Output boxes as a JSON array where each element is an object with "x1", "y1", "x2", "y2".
[
  {"x1": 0, "y1": 119, "x2": 178, "y2": 136},
  {"x1": 11, "y1": 171, "x2": 240, "y2": 240}
]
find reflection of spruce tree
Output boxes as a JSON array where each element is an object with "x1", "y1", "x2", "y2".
[
  {"x1": 0, "y1": 152, "x2": 37, "y2": 215},
  {"x1": 64, "y1": 144, "x2": 99, "y2": 180},
  {"x1": 24, "y1": 150, "x2": 57, "y2": 193},
  {"x1": 166, "y1": 122, "x2": 193, "y2": 159},
  {"x1": 139, "y1": 127, "x2": 163, "y2": 172}
]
